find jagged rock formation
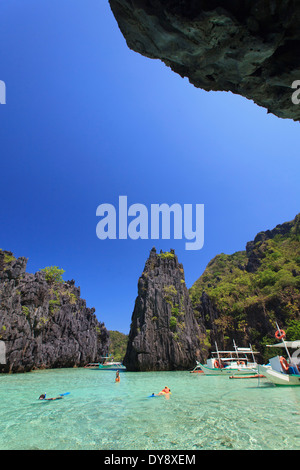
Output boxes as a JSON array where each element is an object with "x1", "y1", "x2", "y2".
[
  {"x1": 0, "y1": 251, "x2": 109, "y2": 373},
  {"x1": 124, "y1": 248, "x2": 205, "y2": 371},
  {"x1": 109, "y1": 0, "x2": 300, "y2": 121},
  {"x1": 190, "y1": 214, "x2": 300, "y2": 362}
]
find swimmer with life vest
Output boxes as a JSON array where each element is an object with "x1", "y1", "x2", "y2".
[
  {"x1": 115, "y1": 371, "x2": 120, "y2": 382},
  {"x1": 158, "y1": 386, "x2": 171, "y2": 398},
  {"x1": 148, "y1": 387, "x2": 171, "y2": 399}
]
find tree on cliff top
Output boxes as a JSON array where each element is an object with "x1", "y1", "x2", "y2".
[{"x1": 41, "y1": 266, "x2": 65, "y2": 284}]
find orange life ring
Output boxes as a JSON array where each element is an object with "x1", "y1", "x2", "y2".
[
  {"x1": 238, "y1": 361, "x2": 245, "y2": 366},
  {"x1": 280, "y1": 356, "x2": 289, "y2": 372},
  {"x1": 275, "y1": 329, "x2": 286, "y2": 340},
  {"x1": 214, "y1": 360, "x2": 220, "y2": 369}
]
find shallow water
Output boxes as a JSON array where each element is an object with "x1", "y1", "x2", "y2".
[{"x1": 0, "y1": 368, "x2": 299, "y2": 450}]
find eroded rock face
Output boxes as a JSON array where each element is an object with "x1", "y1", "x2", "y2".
[
  {"x1": 124, "y1": 248, "x2": 205, "y2": 371},
  {"x1": 109, "y1": 0, "x2": 300, "y2": 121},
  {"x1": 0, "y1": 251, "x2": 109, "y2": 373}
]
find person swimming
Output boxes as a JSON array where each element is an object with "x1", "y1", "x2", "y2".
[
  {"x1": 39, "y1": 393, "x2": 63, "y2": 401},
  {"x1": 115, "y1": 371, "x2": 120, "y2": 382},
  {"x1": 158, "y1": 386, "x2": 171, "y2": 395}
]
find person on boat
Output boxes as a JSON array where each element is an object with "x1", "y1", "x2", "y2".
[
  {"x1": 39, "y1": 394, "x2": 63, "y2": 401},
  {"x1": 287, "y1": 363, "x2": 300, "y2": 375},
  {"x1": 115, "y1": 371, "x2": 120, "y2": 382}
]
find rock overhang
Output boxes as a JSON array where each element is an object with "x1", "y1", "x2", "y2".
[{"x1": 109, "y1": 0, "x2": 300, "y2": 121}]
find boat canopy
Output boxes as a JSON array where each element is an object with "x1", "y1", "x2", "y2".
[
  {"x1": 236, "y1": 347, "x2": 258, "y2": 353},
  {"x1": 211, "y1": 350, "x2": 259, "y2": 355},
  {"x1": 266, "y1": 340, "x2": 300, "y2": 349}
]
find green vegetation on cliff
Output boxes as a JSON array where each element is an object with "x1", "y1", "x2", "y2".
[
  {"x1": 41, "y1": 266, "x2": 65, "y2": 284},
  {"x1": 190, "y1": 214, "x2": 300, "y2": 361},
  {"x1": 158, "y1": 251, "x2": 175, "y2": 259}
]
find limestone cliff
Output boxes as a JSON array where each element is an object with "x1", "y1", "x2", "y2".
[
  {"x1": 190, "y1": 214, "x2": 300, "y2": 362},
  {"x1": 124, "y1": 248, "x2": 205, "y2": 371},
  {"x1": 0, "y1": 251, "x2": 109, "y2": 373},
  {"x1": 109, "y1": 0, "x2": 300, "y2": 121}
]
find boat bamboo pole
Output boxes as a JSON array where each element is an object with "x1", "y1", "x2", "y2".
[
  {"x1": 250, "y1": 344, "x2": 256, "y2": 364},
  {"x1": 275, "y1": 321, "x2": 292, "y2": 363},
  {"x1": 233, "y1": 339, "x2": 239, "y2": 362},
  {"x1": 215, "y1": 341, "x2": 221, "y2": 366}
]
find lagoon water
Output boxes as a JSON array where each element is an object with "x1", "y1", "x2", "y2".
[{"x1": 0, "y1": 368, "x2": 299, "y2": 450}]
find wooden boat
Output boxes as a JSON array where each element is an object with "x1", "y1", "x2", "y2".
[
  {"x1": 85, "y1": 356, "x2": 126, "y2": 371},
  {"x1": 196, "y1": 340, "x2": 259, "y2": 376}
]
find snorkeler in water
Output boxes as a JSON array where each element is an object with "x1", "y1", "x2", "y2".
[{"x1": 39, "y1": 394, "x2": 63, "y2": 401}]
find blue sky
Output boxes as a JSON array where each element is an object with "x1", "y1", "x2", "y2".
[{"x1": 0, "y1": 0, "x2": 299, "y2": 334}]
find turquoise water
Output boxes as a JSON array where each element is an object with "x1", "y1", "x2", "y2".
[{"x1": 0, "y1": 368, "x2": 299, "y2": 450}]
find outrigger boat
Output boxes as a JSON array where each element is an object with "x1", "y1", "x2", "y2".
[
  {"x1": 258, "y1": 323, "x2": 300, "y2": 386},
  {"x1": 84, "y1": 356, "x2": 126, "y2": 371},
  {"x1": 195, "y1": 340, "x2": 259, "y2": 376}
]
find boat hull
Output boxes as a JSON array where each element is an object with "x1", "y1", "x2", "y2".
[
  {"x1": 85, "y1": 363, "x2": 126, "y2": 371},
  {"x1": 99, "y1": 365, "x2": 126, "y2": 371},
  {"x1": 199, "y1": 363, "x2": 257, "y2": 376},
  {"x1": 258, "y1": 365, "x2": 300, "y2": 386}
]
